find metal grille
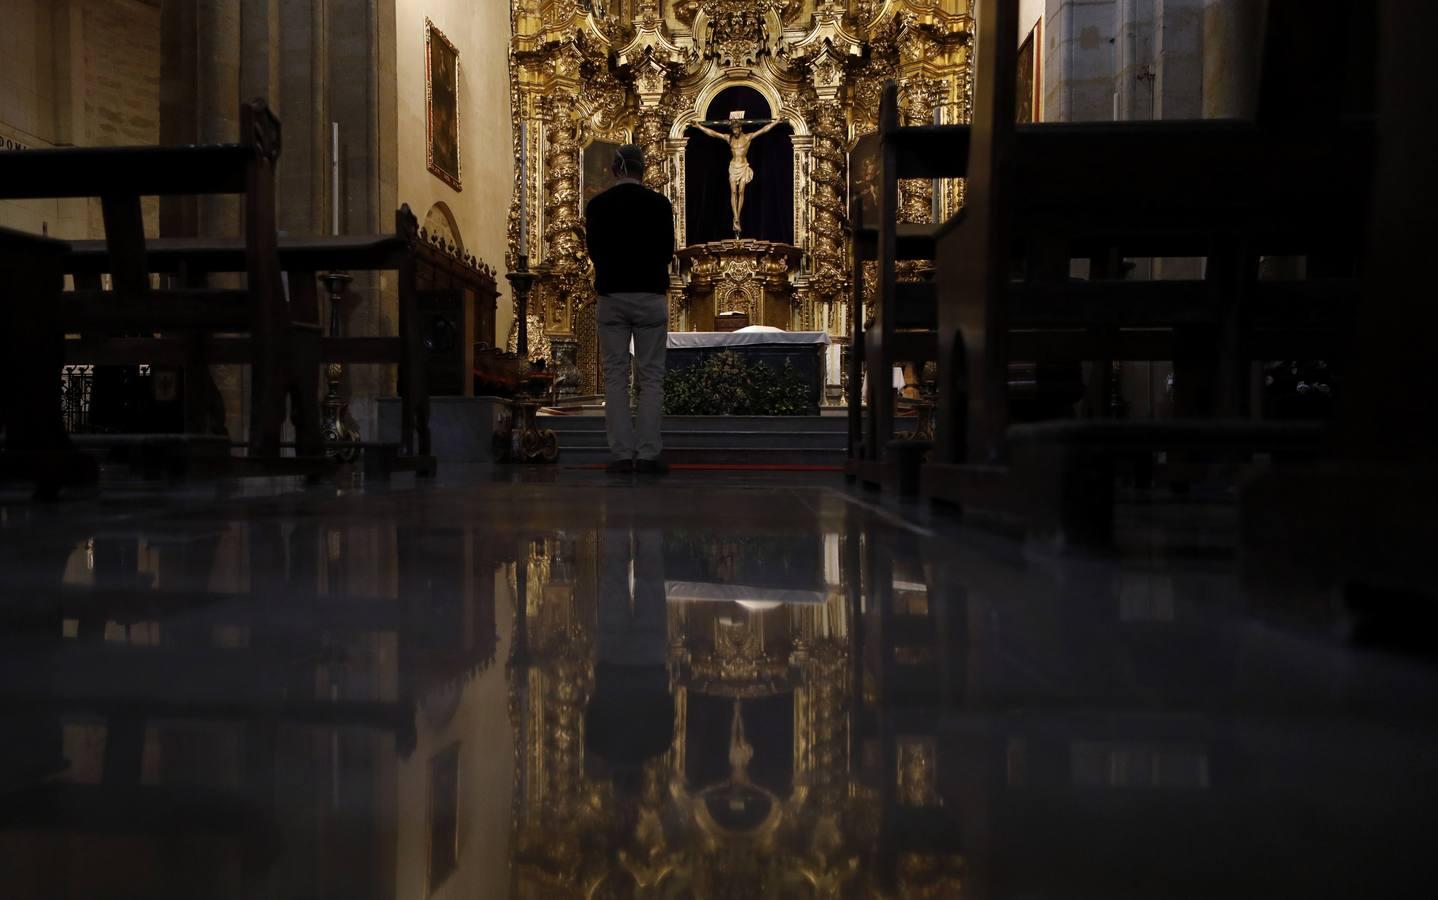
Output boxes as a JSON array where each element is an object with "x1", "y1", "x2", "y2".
[
  {"x1": 60, "y1": 364, "x2": 152, "y2": 433},
  {"x1": 60, "y1": 365, "x2": 93, "y2": 433}
]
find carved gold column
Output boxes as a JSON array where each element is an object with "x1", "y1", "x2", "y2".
[
  {"x1": 621, "y1": 2, "x2": 680, "y2": 193},
  {"x1": 539, "y1": 53, "x2": 588, "y2": 396},
  {"x1": 541, "y1": 85, "x2": 585, "y2": 329},
  {"x1": 808, "y1": 101, "x2": 848, "y2": 306},
  {"x1": 897, "y1": 76, "x2": 940, "y2": 226},
  {"x1": 635, "y1": 99, "x2": 671, "y2": 194}
]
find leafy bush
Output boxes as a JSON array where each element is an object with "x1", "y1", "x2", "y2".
[{"x1": 662, "y1": 350, "x2": 812, "y2": 416}]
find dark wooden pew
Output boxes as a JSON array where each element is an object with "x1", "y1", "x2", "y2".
[
  {"x1": 846, "y1": 154, "x2": 943, "y2": 492},
  {"x1": 0, "y1": 228, "x2": 100, "y2": 496},
  {"x1": 919, "y1": 0, "x2": 1374, "y2": 546},
  {"x1": 1241, "y1": 0, "x2": 1438, "y2": 619},
  {"x1": 62, "y1": 205, "x2": 443, "y2": 478},
  {"x1": 0, "y1": 99, "x2": 328, "y2": 487},
  {"x1": 846, "y1": 97, "x2": 1083, "y2": 496}
]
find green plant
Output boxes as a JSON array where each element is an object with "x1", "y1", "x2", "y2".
[{"x1": 662, "y1": 350, "x2": 812, "y2": 416}]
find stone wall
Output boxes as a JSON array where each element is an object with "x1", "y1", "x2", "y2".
[
  {"x1": 1038, "y1": 0, "x2": 1222, "y2": 417},
  {"x1": 0, "y1": 0, "x2": 516, "y2": 443},
  {"x1": 82, "y1": 0, "x2": 163, "y2": 237},
  {"x1": 1042, "y1": 0, "x2": 1215, "y2": 124},
  {"x1": 393, "y1": 0, "x2": 515, "y2": 349},
  {"x1": 393, "y1": 564, "x2": 514, "y2": 900},
  {"x1": 0, "y1": 0, "x2": 162, "y2": 238}
]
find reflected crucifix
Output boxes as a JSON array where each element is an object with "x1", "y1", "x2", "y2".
[{"x1": 692, "y1": 113, "x2": 782, "y2": 238}]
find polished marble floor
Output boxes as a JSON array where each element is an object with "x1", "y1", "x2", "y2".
[{"x1": 1, "y1": 468, "x2": 1434, "y2": 898}]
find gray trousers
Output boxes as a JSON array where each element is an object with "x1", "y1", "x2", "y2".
[
  {"x1": 598, "y1": 527, "x2": 667, "y2": 665},
  {"x1": 597, "y1": 292, "x2": 668, "y2": 461}
]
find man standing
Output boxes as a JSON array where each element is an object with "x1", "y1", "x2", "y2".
[{"x1": 585, "y1": 144, "x2": 675, "y2": 474}]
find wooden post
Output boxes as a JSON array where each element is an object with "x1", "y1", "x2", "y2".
[
  {"x1": 847, "y1": 196, "x2": 866, "y2": 467},
  {"x1": 396, "y1": 206, "x2": 429, "y2": 457},
  {"x1": 0, "y1": 229, "x2": 71, "y2": 452},
  {"x1": 241, "y1": 99, "x2": 285, "y2": 457},
  {"x1": 952, "y1": 0, "x2": 1019, "y2": 466},
  {"x1": 866, "y1": 84, "x2": 901, "y2": 465}
]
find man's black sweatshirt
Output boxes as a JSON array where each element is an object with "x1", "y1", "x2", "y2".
[{"x1": 585, "y1": 181, "x2": 675, "y2": 296}]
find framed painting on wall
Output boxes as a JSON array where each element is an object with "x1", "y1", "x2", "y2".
[
  {"x1": 1016, "y1": 20, "x2": 1042, "y2": 123},
  {"x1": 426, "y1": 742, "x2": 460, "y2": 893},
  {"x1": 581, "y1": 139, "x2": 625, "y2": 209},
  {"x1": 426, "y1": 19, "x2": 462, "y2": 191}
]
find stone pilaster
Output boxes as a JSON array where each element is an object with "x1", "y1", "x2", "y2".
[{"x1": 1201, "y1": 0, "x2": 1264, "y2": 119}]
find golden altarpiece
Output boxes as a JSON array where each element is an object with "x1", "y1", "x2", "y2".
[
  {"x1": 508, "y1": 0, "x2": 975, "y2": 398},
  {"x1": 504, "y1": 528, "x2": 961, "y2": 897}
]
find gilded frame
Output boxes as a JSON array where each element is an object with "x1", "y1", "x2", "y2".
[
  {"x1": 425, "y1": 741, "x2": 462, "y2": 894},
  {"x1": 426, "y1": 19, "x2": 462, "y2": 191},
  {"x1": 1017, "y1": 19, "x2": 1042, "y2": 124}
]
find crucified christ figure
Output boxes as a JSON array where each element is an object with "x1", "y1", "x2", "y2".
[{"x1": 692, "y1": 118, "x2": 781, "y2": 237}]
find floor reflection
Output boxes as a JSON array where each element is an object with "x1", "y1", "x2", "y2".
[{"x1": 1, "y1": 479, "x2": 1435, "y2": 898}]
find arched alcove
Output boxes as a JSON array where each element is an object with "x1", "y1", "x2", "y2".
[
  {"x1": 684, "y1": 85, "x2": 794, "y2": 245},
  {"x1": 422, "y1": 201, "x2": 464, "y2": 254}
]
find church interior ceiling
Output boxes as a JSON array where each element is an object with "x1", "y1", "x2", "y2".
[{"x1": 508, "y1": 1, "x2": 975, "y2": 394}]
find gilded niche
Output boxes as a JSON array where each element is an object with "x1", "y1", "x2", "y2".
[{"x1": 509, "y1": 0, "x2": 974, "y2": 396}]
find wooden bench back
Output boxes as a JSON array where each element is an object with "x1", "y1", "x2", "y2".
[
  {"x1": 0, "y1": 100, "x2": 282, "y2": 302},
  {"x1": 0, "y1": 100, "x2": 278, "y2": 199},
  {"x1": 1258, "y1": 0, "x2": 1377, "y2": 127}
]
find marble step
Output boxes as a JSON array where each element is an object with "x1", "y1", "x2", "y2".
[
  {"x1": 546, "y1": 429, "x2": 846, "y2": 451},
  {"x1": 537, "y1": 414, "x2": 848, "y2": 465},
  {"x1": 540, "y1": 414, "x2": 847, "y2": 434},
  {"x1": 556, "y1": 445, "x2": 846, "y2": 466}
]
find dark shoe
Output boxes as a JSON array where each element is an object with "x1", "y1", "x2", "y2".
[
  {"x1": 635, "y1": 458, "x2": 669, "y2": 475},
  {"x1": 607, "y1": 459, "x2": 635, "y2": 474}
]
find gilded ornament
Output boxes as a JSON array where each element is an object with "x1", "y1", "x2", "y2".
[{"x1": 511, "y1": 0, "x2": 973, "y2": 399}]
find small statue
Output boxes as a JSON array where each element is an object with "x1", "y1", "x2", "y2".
[{"x1": 692, "y1": 116, "x2": 782, "y2": 237}]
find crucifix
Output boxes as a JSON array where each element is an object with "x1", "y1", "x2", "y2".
[{"x1": 692, "y1": 111, "x2": 782, "y2": 237}]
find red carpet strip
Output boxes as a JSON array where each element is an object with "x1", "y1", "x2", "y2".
[{"x1": 567, "y1": 463, "x2": 842, "y2": 472}]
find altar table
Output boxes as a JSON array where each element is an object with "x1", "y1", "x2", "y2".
[{"x1": 665, "y1": 330, "x2": 830, "y2": 414}]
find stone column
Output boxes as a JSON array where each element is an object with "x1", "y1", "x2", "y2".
[
  {"x1": 275, "y1": 0, "x2": 328, "y2": 235},
  {"x1": 196, "y1": 0, "x2": 243, "y2": 235},
  {"x1": 159, "y1": 0, "x2": 200, "y2": 236},
  {"x1": 1154, "y1": 0, "x2": 1204, "y2": 120},
  {"x1": 1201, "y1": 0, "x2": 1264, "y2": 119},
  {"x1": 159, "y1": 0, "x2": 245, "y2": 437},
  {"x1": 329, "y1": 0, "x2": 395, "y2": 438},
  {"x1": 239, "y1": 0, "x2": 281, "y2": 109},
  {"x1": 1045, "y1": 0, "x2": 1120, "y2": 123}
]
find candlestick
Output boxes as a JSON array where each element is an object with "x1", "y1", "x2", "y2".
[
  {"x1": 318, "y1": 271, "x2": 358, "y2": 460},
  {"x1": 507, "y1": 259, "x2": 535, "y2": 361},
  {"x1": 331, "y1": 122, "x2": 340, "y2": 236},
  {"x1": 518, "y1": 122, "x2": 528, "y2": 257}
]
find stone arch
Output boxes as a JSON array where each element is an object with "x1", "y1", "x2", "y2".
[{"x1": 422, "y1": 201, "x2": 464, "y2": 254}]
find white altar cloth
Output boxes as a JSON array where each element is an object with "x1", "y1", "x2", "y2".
[
  {"x1": 667, "y1": 330, "x2": 831, "y2": 349},
  {"x1": 664, "y1": 581, "x2": 827, "y2": 605}
]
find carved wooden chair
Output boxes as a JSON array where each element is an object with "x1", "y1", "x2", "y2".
[
  {"x1": 923, "y1": 0, "x2": 1375, "y2": 546},
  {"x1": 0, "y1": 99, "x2": 326, "y2": 484}
]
